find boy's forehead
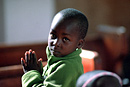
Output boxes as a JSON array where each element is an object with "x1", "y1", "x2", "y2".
[
  {"x1": 50, "y1": 13, "x2": 80, "y2": 35},
  {"x1": 51, "y1": 13, "x2": 79, "y2": 28},
  {"x1": 50, "y1": 20, "x2": 79, "y2": 33},
  {"x1": 51, "y1": 13, "x2": 63, "y2": 29}
]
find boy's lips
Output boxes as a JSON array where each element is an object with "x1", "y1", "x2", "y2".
[
  {"x1": 50, "y1": 47, "x2": 60, "y2": 51},
  {"x1": 53, "y1": 51, "x2": 60, "y2": 54},
  {"x1": 53, "y1": 50, "x2": 60, "y2": 53},
  {"x1": 52, "y1": 50, "x2": 61, "y2": 57},
  {"x1": 49, "y1": 47, "x2": 62, "y2": 56},
  {"x1": 51, "y1": 48, "x2": 60, "y2": 53}
]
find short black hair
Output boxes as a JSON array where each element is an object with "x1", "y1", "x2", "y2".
[{"x1": 58, "y1": 8, "x2": 89, "y2": 39}]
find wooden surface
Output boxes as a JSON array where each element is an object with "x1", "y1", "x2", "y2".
[
  {"x1": 0, "y1": 43, "x2": 48, "y2": 67},
  {"x1": 0, "y1": 62, "x2": 47, "y2": 87}
]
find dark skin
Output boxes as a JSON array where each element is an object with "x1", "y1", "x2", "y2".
[
  {"x1": 21, "y1": 12, "x2": 84, "y2": 74},
  {"x1": 48, "y1": 13, "x2": 84, "y2": 57},
  {"x1": 21, "y1": 49, "x2": 43, "y2": 74}
]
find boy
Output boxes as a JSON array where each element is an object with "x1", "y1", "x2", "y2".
[
  {"x1": 76, "y1": 70, "x2": 122, "y2": 87},
  {"x1": 21, "y1": 8, "x2": 88, "y2": 87}
]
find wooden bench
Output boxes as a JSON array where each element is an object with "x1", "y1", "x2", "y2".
[
  {"x1": 0, "y1": 42, "x2": 48, "y2": 67},
  {"x1": 0, "y1": 42, "x2": 48, "y2": 87}
]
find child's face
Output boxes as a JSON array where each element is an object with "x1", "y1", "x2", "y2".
[{"x1": 48, "y1": 14, "x2": 82, "y2": 57}]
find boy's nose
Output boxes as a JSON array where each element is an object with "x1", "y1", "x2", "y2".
[{"x1": 53, "y1": 39, "x2": 61, "y2": 47}]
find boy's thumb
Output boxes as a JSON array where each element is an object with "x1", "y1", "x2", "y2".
[
  {"x1": 38, "y1": 58, "x2": 43, "y2": 74},
  {"x1": 38, "y1": 58, "x2": 43, "y2": 67}
]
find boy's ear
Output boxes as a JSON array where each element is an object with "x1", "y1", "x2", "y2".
[{"x1": 77, "y1": 39, "x2": 85, "y2": 49}]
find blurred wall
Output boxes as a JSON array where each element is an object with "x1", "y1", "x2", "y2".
[
  {"x1": 0, "y1": 0, "x2": 130, "y2": 44},
  {"x1": 55, "y1": 0, "x2": 130, "y2": 37},
  {"x1": 0, "y1": 0, "x2": 5, "y2": 42},
  {"x1": 0, "y1": 0, "x2": 55, "y2": 44}
]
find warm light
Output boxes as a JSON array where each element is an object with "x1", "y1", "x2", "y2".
[
  {"x1": 80, "y1": 49, "x2": 98, "y2": 73},
  {"x1": 51, "y1": 13, "x2": 63, "y2": 29},
  {"x1": 80, "y1": 49, "x2": 98, "y2": 59}
]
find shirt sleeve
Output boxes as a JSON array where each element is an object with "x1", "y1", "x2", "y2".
[
  {"x1": 43, "y1": 63, "x2": 77, "y2": 87},
  {"x1": 22, "y1": 70, "x2": 44, "y2": 87},
  {"x1": 22, "y1": 64, "x2": 78, "y2": 87}
]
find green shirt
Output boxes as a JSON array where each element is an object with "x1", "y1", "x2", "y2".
[{"x1": 22, "y1": 47, "x2": 83, "y2": 87}]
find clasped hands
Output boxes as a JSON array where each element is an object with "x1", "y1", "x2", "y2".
[{"x1": 21, "y1": 49, "x2": 43, "y2": 74}]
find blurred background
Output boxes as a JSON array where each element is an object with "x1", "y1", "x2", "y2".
[{"x1": 0, "y1": 0, "x2": 130, "y2": 87}]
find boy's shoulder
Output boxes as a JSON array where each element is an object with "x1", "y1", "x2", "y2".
[{"x1": 50, "y1": 59, "x2": 81, "y2": 72}]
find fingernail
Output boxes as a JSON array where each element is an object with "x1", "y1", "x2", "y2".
[
  {"x1": 39, "y1": 58, "x2": 42, "y2": 61},
  {"x1": 29, "y1": 49, "x2": 32, "y2": 52},
  {"x1": 21, "y1": 58, "x2": 24, "y2": 61},
  {"x1": 32, "y1": 51, "x2": 35, "y2": 54},
  {"x1": 25, "y1": 51, "x2": 27, "y2": 55}
]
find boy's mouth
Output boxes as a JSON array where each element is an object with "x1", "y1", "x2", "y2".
[
  {"x1": 53, "y1": 51, "x2": 60, "y2": 54},
  {"x1": 53, "y1": 50, "x2": 60, "y2": 54},
  {"x1": 50, "y1": 47, "x2": 60, "y2": 52},
  {"x1": 53, "y1": 51, "x2": 61, "y2": 57},
  {"x1": 49, "y1": 47, "x2": 62, "y2": 57},
  {"x1": 50, "y1": 48, "x2": 61, "y2": 55}
]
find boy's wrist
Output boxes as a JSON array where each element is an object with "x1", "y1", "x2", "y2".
[
  {"x1": 24, "y1": 70, "x2": 42, "y2": 76},
  {"x1": 22, "y1": 70, "x2": 43, "y2": 78},
  {"x1": 22, "y1": 70, "x2": 44, "y2": 86}
]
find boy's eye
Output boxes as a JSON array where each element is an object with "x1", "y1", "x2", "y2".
[
  {"x1": 63, "y1": 37, "x2": 69, "y2": 42},
  {"x1": 50, "y1": 33, "x2": 57, "y2": 39}
]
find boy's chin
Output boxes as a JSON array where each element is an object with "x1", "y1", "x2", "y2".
[
  {"x1": 53, "y1": 53, "x2": 62, "y2": 57},
  {"x1": 52, "y1": 52, "x2": 65, "y2": 57}
]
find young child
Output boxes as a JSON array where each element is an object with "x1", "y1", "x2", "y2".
[
  {"x1": 21, "y1": 8, "x2": 89, "y2": 87},
  {"x1": 76, "y1": 70, "x2": 122, "y2": 87}
]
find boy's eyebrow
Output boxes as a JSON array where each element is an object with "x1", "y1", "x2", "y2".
[
  {"x1": 51, "y1": 30, "x2": 71, "y2": 36},
  {"x1": 62, "y1": 33, "x2": 71, "y2": 36},
  {"x1": 51, "y1": 30, "x2": 56, "y2": 33}
]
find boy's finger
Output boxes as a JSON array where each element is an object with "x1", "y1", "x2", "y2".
[
  {"x1": 25, "y1": 51, "x2": 29, "y2": 65},
  {"x1": 38, "y1": 58, "x2": 43, "y2": 63},
  {"x1": 29, "y1": 49, "x2": 33, "y2": 63},
  {"x1": 21, "y1": 57, "x2": 26, "y2": 67},
  {"x1": 21, "y1": 57, "x2": 28, "y2": 73},
  {"x1": 38, "y1": 58, "x2": 43, "y2": 74},
  {"x1": 38, "y1": 58, "x2": 43, "y2": 68},
  {"x1": 32, "y1": 51, "x2": 37, "y2": 64},
  {"x1": 25, "y1": 51, "x2": 27, "y2": 62}
]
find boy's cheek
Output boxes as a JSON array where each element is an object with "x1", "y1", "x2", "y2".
[
  {"x1": 48, "y1": 38, "x2": 52, "y2": 45},
  {"x1": 48, "y1": 41, "x2": 54, "y2": 47}
]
